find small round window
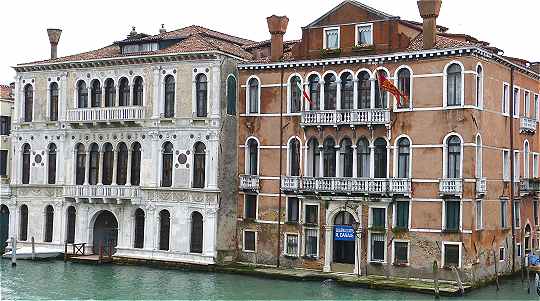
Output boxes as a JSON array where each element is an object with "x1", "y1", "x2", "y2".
[
  {"x1": 178, "y1": 154, "x2": 187, "y2": 164},
  {"x1": 34, "y1": 154, "x2": 42, "y2": 164}
]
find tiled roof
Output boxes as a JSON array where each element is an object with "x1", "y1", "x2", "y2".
[{"x1": 406, "y1": 33, "x2": 481, "y2": 52}]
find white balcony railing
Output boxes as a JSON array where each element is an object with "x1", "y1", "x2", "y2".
[
  {"x1": 63, "y1": 185, "x2": 142, "y2": 200},
  {"x1": 239, "y1": 175, "x2": 260, "y2": 190},
  {"x1": 439, "y1": 178, "x2": 463, "y2": 195},
  {"x1": 520, "y1": 117, "x2": 537, "y2": 133},
  {"x1": 301, "y1": 109, "x2": 390, "y2": 127},
  {"x1": 476, "y1": 178, "x2": 487, "y2": 195},
  {"x1": 281, "y1": 176, "x2": 411, "y2": 195},
  {"x1": 520, "y1": 178, "x2": 540, "y2": 193},
  {"x1": 66, "y1": 106, "x2": 145, "y2": 123}
]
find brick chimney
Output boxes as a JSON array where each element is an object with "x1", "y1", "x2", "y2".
[
  {"x1": 417, "y1": 0, "x2": 442, "y2": 49},
  {"x1": 266, "y1": 15, "x2": 289, "y2": 62},
  {"x1": 47, "y1": 28, "x2": 62, "y2": 59},
  {"x1": 531, "y1": 62, "x2": 540, "y2": 74}
]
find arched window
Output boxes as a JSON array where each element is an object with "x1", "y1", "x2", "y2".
[
  {"x1": 75, "y1": 144, "x2": 86, "y2": 185},
  {"x1": 104, "y1": 79, "x2": 115, "y2": 107},
  {"x1": 248, "y1": 78, "x2": 259, "y2": 114},
  {"x1": 340, "y1": 138, "x2": 353, "y2": 177},
  {"x1": 324, "y1": 74, "x2": 337, "y2": 110},
  {"x1": 397, "y1": 138, "x2": 410, "y2": 178},
  {"x1": 102, "y1": 143, "x2": 114, "y2": 185},
  {"x1": 357, "y1": 71, "x2": 371, "y2": 109},
  {"x1": 289, "y1": 139, "x2": 300, "y2": 176},
  {"x1": 308, "y1": 138, "x2": 320, "y2": 177},
  {"x1": 91, "y1": 80, "x2": 102, "y2": 107},
  {"x1": 447, "y1": 136, "x2": 461, "y2": 178},
  {"x1": 374, "y1": 138, "x2": 387, "y2": 178},
  {"x1": 164, "y1": 75, "x2": 175, "y2": 118},
  {"x1": 524, "y1": 141, "x2": 530, "y2": 179},
  {"x1": 308, "y1": 75, "x2": 321, "y2": 110},
  {"x1": 22, "y1": 143, "x2": 31, "y2": 184},
  {"x1": 190, "y1": 211, "x2": 203, "y2": 253},
  {"x1": 195, "y1": 74, "x2": 208, "y2": 117},
  {"x1": 227, "y1": 75, "x2": 237, "y2": 115},
  {"x1": 77, "y1": 81, "x2": 88, "y2": 108},
  {"x1": 19, "y1": 205, "x2": 29, "y2": 241},
  {"x1": 374, "y1": 70, "x2": 388, "y2": 108},
  {"x1": 357, "y1": 138, "x2": 370, "y2": 177},
  {"x1": 133, "y1": 208, "x2": 145, "y2": 249},
  {"x1": 118, "y1": 77, "x2": 130, "y2": 107},
  {"x1": 88, "y1": 144, "x2": 99, "y2": 185},
  {"x1": 159, "y1": 209, "x2": 170, "y2": 251},
  {"x1": 323, "y1": 138, "x2": 336, "y2": 177},
  {"x1": 246, "y1": 138, "x2": 258, "y2": 176},
  {"x1": 397, "y1": 68, "x2": 411, "y2": 108},
  {"x1": 193, "y1": 142, "x2": 206, "y2": 188},
  {"x1": 133, "y1": 77, "x2": 143, "y2": 106},
  {"x1": 447, "y1": 63, "x2": 463, "y2": 106},
  {"x1": 66, "y1": 206, "x2": 76, "y2": 244},
  {"x1": 48, "y1": 144, "x2": 57, "y2": 184},
  {"x1": 116, "y1": 143, "x2": 128, "y2": 185},
  {"x1": 131, "y1": 142, "x2": 141, "y2": 186},
  {"x1": 476, "y1": 65, "x2": 483, "y2": 108},
  {"x1": 44, "y1": 205, "x2": 54, "y2": 243},
  {"x1": 340, "y1": 73, "x2": 353, "y2": 110},
  {"x1": 24, "y1": 84, "x2": 33, "y2": 122},
  {"x1": 161, "y1": 142, "x2": 173, "y2": 187},
  {"x1": 290, "y1": 76, "x2": 302, "y2": 113},
  {"x1": 476, "y1": 135, "x2": 483, "y2": 179},
  {"x1": 49, "y1": 82, "x2": 59, "y2": 121}
]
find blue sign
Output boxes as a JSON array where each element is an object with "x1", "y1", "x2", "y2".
[{"x1": 334, "y1": 225, "x2": 355, "y2": 241}]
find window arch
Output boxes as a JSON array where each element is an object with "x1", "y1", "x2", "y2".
[
  {"x1": 524, "y1": 140, "x2": 530, "y2": 179},
  {"x1": 19, "y1": 205, "x2": 28, "y2": 241},
  {"x1": 324, "y1": 73, "x2": 337, "y2": 110},
  {"x1": 75, "y1": 144, "x2": 86, "y2": 185},
  {"x1": 357, "y1": 138, "x2": 370, "y2": 177},
  {"x1": 308, "y1": 74, "x2": 321, "y2": 110},
  {"x1": 357, "y1": 71, "x2": 371, "y2": 109},
  {"x1": 161, "y1": 142, "x2": 173, "y2": 187},
  {"x1": 340, "y1": 72, "x2": 354, "y2": 110},
  {"x1": 247, "y1": 77, "x2": 260, "y2": 114},
  {"x1": 374, "y1": 70, "x2": 388, "y2": 109},
  {"x1": 226, "y1": 75, "x2": 237, "y2": 115},
  {"x1": 133, "y1": 76, "x2": 143, "y2": 106},
  {"x1": 475, "y1": 135, "x2": 483, "y2": 179},
  {"x1": 190, "y1": 211, "x2": 203, "y2": 253},
  {"x1": 104, "y1": 79, "x2": 115, "y2": 107},
  {"x1": 476, "y1": 64, "x2": 483, "y2": 108},
  {"x1": 307, "y1": 138, "x2": 320, "y2": 177},
  {"x1": 131, "y1": 142, "x2": 141, "y2": 186},
  {"x1": 193, "y1": 142, "x2": 206, "y2": 188},
  {"x1": 24, "y1": 84, "x2": 33, "y2": 122},
  {"x1": 374, "y1": 138, "x2": 387, "y2": 178},
  {"x1": 195, "y1": 74, "x2": 208, "y2": 117},
  {"x1": 102, "y1": 143, "x2": 114, "y2": 185},
  {"x1": 396, "y1": 137, "x2": 411, "y2": 178},
  {"x1": 288, "y1": 138, "x2": 301, "y2": 176},
  {"x1": 91, "y1": 80, "x2": 102, "y2": 107},
  {"x1": 48, "y1": 143, "x2": 57, "y2": 184},
  {"x1": 159, "y1": 209, "x2": 170, "y2": 251},
  {"x1": 22, "y1": 143, "x2": 31, "y2": 184},
  {"x1": 66, "y1": 206, "x2": 76, "y2": 244},
  {"x1": 323, "y1": 138, "x2": 336, "y2": 177},
  {"x1": 133, "y1": 208, "x2": 145, "y2": 249},
  {"x1": 49, "y1": 82, "x2": 59, "y2": 121},
  {"x1": 44, "y1": 205, "x2": 54, "y2": 243},
  {"x1": 446, "y1": 63, "x2": 463, "y2": 106},
  {"x1": 289, "y1": 75, "x2": 302, "y2": 113},
  {"x1": 118, "y1": 77, "x2": 130, "y2": 107},
  {"x1": 77, "y1": 80, "x2": 88, "y2": 108},
  {"x1": 396, "y1": 67, "x2": 411, "y2": 108},
  {"x1": 340, "y1": 138, "x2": 353, "y2": 177},
  {"x1": 164, "y1": 75, "x2": 175, "y2": 118},
  {"x1": 246, "y1": 138, "x2": 259, "y2": 176},
  {"x1": 446, "y1": 135, "x2": 462, "y2": 178},
  {"x1": 117, "y1": 143, "x2": 128, "y2": 185},
  {"x1": 88, "y1": 143, "x2": 99, "y2": 185}
]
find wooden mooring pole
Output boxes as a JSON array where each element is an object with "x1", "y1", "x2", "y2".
[
  {"x1": 64, "y1": 241, "x2": 68, "y2": 262},
  {"x1": 451, "y1": 266, "x2": 464, "y2": 296},
  {"x1": 433, "y1": 260, "x2": 440, "y2": 299},
  {"x1": 527, "y1": 266, "x2": 530, "y2": 294},
  {"x1": 31, "y1": 237, "x2": 35, "y2": 261},
  {"x1": 11, "y1": 237, "x2": 16, "y2": 267}
]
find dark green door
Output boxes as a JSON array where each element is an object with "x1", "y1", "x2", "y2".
[{"x1": 0, "y1": 205, "x2": 9, "y2": 253}]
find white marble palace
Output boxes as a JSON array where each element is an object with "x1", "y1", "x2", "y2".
[{"x1": 1, "y1": 26, "x2": 250, "y2": 264}]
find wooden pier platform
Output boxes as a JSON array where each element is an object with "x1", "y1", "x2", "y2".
[{"x1": 69, "y1": 255, "x2": 113, "y2": 264}]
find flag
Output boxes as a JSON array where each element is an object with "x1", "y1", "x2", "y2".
[
  {"x1": 377, "y1": 70, "x2": 409, "y2": 108},
  {"x1": 296, "y1": 80, "x2": 312, "y2": 105}
]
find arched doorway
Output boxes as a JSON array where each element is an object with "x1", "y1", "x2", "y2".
[
  {"x1": 525, "y1": 224, "x2": 532, "y2": 254},
  {"x1": 0, "y1": 205, "x2": 9, "y2": 252},
  {"x1": 333, "y1": 211, "x2": 355, "y2": 264},
  {"x1": 92, "y1": 211, "x2": 118, "y2": 255}
]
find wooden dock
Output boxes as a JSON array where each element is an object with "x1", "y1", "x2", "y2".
[{"x1": 69, "y1": 254, "x2": 113, "y2": 264}]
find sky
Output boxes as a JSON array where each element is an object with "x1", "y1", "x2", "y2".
[{"x1": 0, "y1": 0, "x2": 538, "y2": 83}]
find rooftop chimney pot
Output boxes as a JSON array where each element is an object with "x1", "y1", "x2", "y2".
[
  {"x1": 159, "y1": 24, "x2": 167, "y2": 34},
  {"x1": 47, "y1": 28, "x2": 62, "y2": 59},
  {"x1": 417, "y1": 0, "x2": 442, "y2": 50},
  {"x1": 266, "y1": 15, "x2": 289, "y2": 62}
]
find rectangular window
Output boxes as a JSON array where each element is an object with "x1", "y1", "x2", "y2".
[
  {"x1": 534, "y1": 154, "x2": 539, "y2": 178},
  {"x1": 501, "y1": 200, "x2": 508, "y2": 228},
  {"x1": 475, "y1": 200, "x2": 483, "y2": 230},
  {"x1": 304, "y1": 228, "x2": 318, "y2": 258},
  {"x1": 0, "y1": 116, "x2": 10, "y2": 135},
  {"x1": 534, "y1": 94, "x2": 539, "y2": 120},
  {"x1": 534, "y1": 200, "x2": 538, "y2": 226},
  {"x1": 443, "y1": 244, "x2": 460, "y2": 268},
  {"x1": 445, "y1": 200, "x2": 460, "y2": 231},
  {"x1": 371, "y1": 207, "x2": 386, "y2": 228},
  {"x1": 243, "y1": 230, "x2": 256, "y2": 252},
  {"x1": 517, "y1": 243, "x2": 522, "y2": 257},
  {"x1": 514, "y1": 201, "x2": 521, "y2": 228},
  {"x1": 502, "y1": 83, "x2": 509, "y2": 115},
  {"x1": 395, "y1": 201, "x2": 409, "y2": 229},
  {"x1": 394, "y1": 241, "x2": 409, "y2": 265},
  {"x1": 305, "y1": 205, "x2": 318, "y2": 225},
  {"x1": 244, "y1": 195, "x2": 257, "y2": 220},
  {"x1": 287, "y1": 198, "x2": 299, "y2": 223},
  {"x1": 370, "y1": 233, "x2": 385, "y2": 262},
  {"x1": 356, "y1": 24, "x2": 373, "y2": 46},
  {"x1": 324, "y1": 28, "x2": 339, "y2": 49},
  {"x1": 525, "y1": 91, "x2": 531, "y2": 117},
  {"x1": 513, "y1": 87, "x2": 520, "y2": 118},
  {"x1": 514, "y1": 151, "x2": 520, "y2": 182},
  {"x1": 284, "y1": 233, "x2": 299, "y2": 257},
  {"x1": 0, "y1": 150, "x2": 6, "y2": 176},
  {"x1": 503, "y1": 150, "x2": 510, "y2": 181},
  {"x1": 499, "y1": 247, "x2": 505, "y2": 261}
]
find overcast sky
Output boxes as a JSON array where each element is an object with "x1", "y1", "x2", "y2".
[{"x1": 1, "y1": 0, "x2": 538, "y2": 83}]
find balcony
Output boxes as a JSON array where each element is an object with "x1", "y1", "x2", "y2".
[
  {"x1": 66, "y1": 106, "x2": 145, "y2": 124},
  {"x1": 281, "y1": 176, "x2": 411, "y2": 195},
  {"x1": 520, "y1": 178, "x2": 540, "y2": 193},
  {"x1": 63, "y1": 185, "x2": 142, "y2": 203},
  {"x1": 476, "y1": 178, "x2": 487, "y2": 195},
  {"x1": 301, "y1": 109, "x2": 390, "y2": 127},
  {"x1": 520, "y1": 117, "x2": 537, "y2": 133},
  {"x1": 439, "y1": 178, "x2": 463, "y2": 196},
  {"x1": 239, "y1": 175, "x2": 260, "y2": 191}
]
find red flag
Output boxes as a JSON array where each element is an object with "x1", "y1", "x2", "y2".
[
  {"x1": 296, "y1": 80, "x2": 312, "y2": 105},
  {"x1": 377, "y1": 70, "x2": 409, "y2": 108}
]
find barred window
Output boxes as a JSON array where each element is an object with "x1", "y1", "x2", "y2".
[
  {"x1": 304, "y1": 228, "x2": 318, "y2": 258},
  {"x1": 244, "y1": 230, "x2": 256, "y2": 252},
  {"x1": 370, "y1": 233, "x2": 385, "y2": 262},
  {"x1": 394, "y1": 241, "x2": 408, "y2": 264},
  {"x1": 285, "y1": 233, "x2": 299, "y2": 256},
  {"x1": 444, "y1": 244, "x2": 460, "y2": 267}
]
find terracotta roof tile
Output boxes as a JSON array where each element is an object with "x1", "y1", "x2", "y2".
[{"x1": 406, "y1": 33, "x2": 480, "y2": 52}]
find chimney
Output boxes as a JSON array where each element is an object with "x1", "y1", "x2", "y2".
[
  {"x1": 159, "y1": 24, "x2": 167, "y2": 34},
  {"x1": 531, "y1": 62, "x2": 540, "y2": 74},
  {"x1": 417, "y1": 0, "x2": 442, "y2": 49},
  {"x1": 266, "y1": 15, "x2": 289, "y2": 62},
  {"x1": 47, "y1": 28, "x2": 62, "y2": 59}
]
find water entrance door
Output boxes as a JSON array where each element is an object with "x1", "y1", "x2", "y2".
[
  {"x1": 0, "y1": 205, "x2": 9, "y2": 252},
  {"x1": 333, "y1": 211, "x2": 355, "y2": 264},
  {"x1": 92, "y1": 211, "x2": 118, "y2": 255}
]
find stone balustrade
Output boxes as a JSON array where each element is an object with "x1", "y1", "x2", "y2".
[
  {"x1": 66, "y1": 106, "x2": 145, "y2": 123},
  {"x1": 281, "y1": 176, "x2": 410, "y2": 195},
  {"x1": 301, "y1": 109, "x2": 390, "y2": 127}
]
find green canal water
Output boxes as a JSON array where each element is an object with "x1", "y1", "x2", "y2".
[{"x1": 0, "y1": 260, "x2": 537, "y2": 300}]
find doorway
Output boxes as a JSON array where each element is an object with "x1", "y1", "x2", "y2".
[{"x1": 92, "y1": 211, "x2": 118, "y2": 255}]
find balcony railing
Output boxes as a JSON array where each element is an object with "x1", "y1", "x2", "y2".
[
  {"x1": 281, "y1": 176, "x2": 411, "y2": 195},
  {"x1": 66, "y1": 106, "x2": 145, "y2": 123},
  {"x1": 301, "y1": 109, "x2": 390, "y2": 127},
  {"x1": 476, "y1": 178, "x2": 487, "y2": 195},
  {"x1": 520, "y1": 117, "x2": 537, "y2": 133},
  {"x1": 239, "y1": 175, "x2": 260, "y2": 190},
  {"x1": 439, "y1": 178, "x2": 463, "y2": 195},
  {"x1": 520, "y1": 178, "x2": 540, "y2": 193},
  {"x1": 63, "y1": 185, "x2": 142, "y2": 200}
]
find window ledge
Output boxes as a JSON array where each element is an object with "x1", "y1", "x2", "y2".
[
  {"x1": 303, "y1": 223, "x2": 319, "y2": 227},
  {"x1": 283, "y1": 254, "x2": 299, "y2": 259},
  {"x1": 243, "y1": 218, "x2": 256, "y2": 222},
  {"x1": 302, "y1": 255, "x2": 319, "y2": 261},
  {"x1": 442, "y1": 229, "x2": 460, "y2": 234},
  {"x1": 285, "y1": 221, "x2": 300, "y2": 225},
  {"x1": 393, "y1": 262, "x2": 409, "y2": 267},
  {"x1": 369, "y1": 260, "x2": 385, "y2": 265},
  {"x1": 243, "y1": 250, "x2": 256, "y2": 253},
  {"x1": 443, "y1": 265, "x2": 460, "y2": 270}
]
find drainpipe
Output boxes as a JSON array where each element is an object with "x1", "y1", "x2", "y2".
[
  {"x1": 277, "y1": 64, "x2": 284, "y2": 268},
  {"x1": 509, "y1": 65, "x2": 516, "y2": 273}
]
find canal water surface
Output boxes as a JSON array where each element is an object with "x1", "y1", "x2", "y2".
[{"x1": 0, "y1": 260, "x2": 537, "y2": 300}]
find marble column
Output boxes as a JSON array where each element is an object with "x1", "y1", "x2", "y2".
[
  {"x1": 352, "y1": 145, "x2": 358, "y2": 178},
  {"x1": 323, "y1": 226, "x2": 333, "y2": 272},
  {"x1": 112, "y1": 149, "x2": 118, "y2": 185}
]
